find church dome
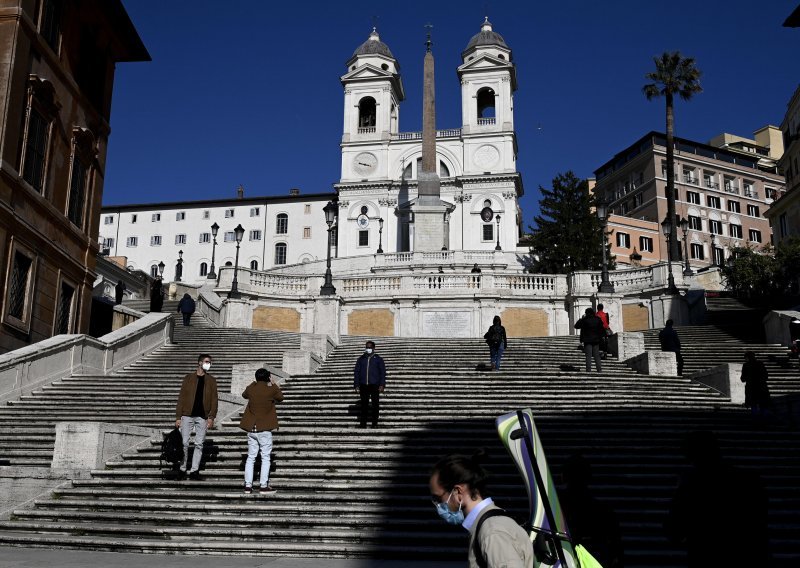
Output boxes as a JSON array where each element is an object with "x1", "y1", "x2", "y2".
[
  {"x1": 465, "y1": 17, "x2": 508, "y2": 51},
  {"x1": 352, "y1": 28, "x2": 395, "y2": 59}
]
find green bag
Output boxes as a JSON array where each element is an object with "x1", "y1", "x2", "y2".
[{"x1": 575, "y1": 544, "x2": 604, "y2": 568}]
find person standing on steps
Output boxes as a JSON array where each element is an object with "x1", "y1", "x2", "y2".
[
  {"x1": 114, "y1": 279, "x2": 125, "y2": 305},
  {"x1": 575, "y1": 308, "x2": 604, "y2": 372},
  {"x1": 177, "y1": 293, "x2": 196, "y2": 326},
  {"x1": 658, "y1": 319, "x2": 684, "y2": 376},
  {"x1": 596, "y1": 303, "x2": 611, "y2": 359},
  {"x1": 149, "y1": 277, "x2": 164, "y2": 313},
  {"x1": 175, "y1": 354, "x2": 218, "y2": 480},
  {"x1": 741, "y1": 351, "x2": 771, "y2": 418},
  {"x1": 240, "y1": 368, "x2": 283, "y2": 494},
  {"x1": 483, "y1": 316, "x2": 508, "y2": 371},
  {"x1": 429, "y1": 451, "x2": 534, "y2": 568},
  {"x1": 354, "y1": 340, "x2": 386, "y2": 428}
]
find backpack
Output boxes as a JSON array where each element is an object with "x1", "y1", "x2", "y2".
[
  {"x1": 486, "y1": 326, "x2": 502, "y2": 347},
  {"x1": 473, "y1": 509, "x2": 557, "y2": 568},
  {"x1": 160, "y1": 428, "x2": 184, "y2": 470}
]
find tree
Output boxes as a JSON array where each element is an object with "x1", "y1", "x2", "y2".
[
  {"x1": 643, "y1": 51, "x2": 702, "y2": 261},
  {"x1": 720, "y1": 238, "x2": 800, "y2": 301},
  {"x1": 529, "y1": 171, "x2": 609, "y2": 274}
]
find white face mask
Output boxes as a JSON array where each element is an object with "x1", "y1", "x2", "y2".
[
  {"x1": 365, "y1": 348, "x2": 373, "y2": 355},
  {"x1": 201, "y1": 362, "x2": 212, "y2": 371}
]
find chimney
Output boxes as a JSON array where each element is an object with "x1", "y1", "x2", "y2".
[
  {"x1": 237, "y1": 185, "x2": 244, "y2": 199},
  {"x1": 289, "y1": 188, "x2": 300, "y2": 196}
]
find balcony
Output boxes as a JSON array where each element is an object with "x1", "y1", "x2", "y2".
[
  {"x1": 357, "y1": 127, "x2": 376, "y2": 134},
  {"x1": 723, "y1": 185, "x2": 739, "y2": 195},
  {"x1": 395, "y1": 128, "x2": 462, "y2": 140},
  {"x1": 477, "y1": 117, "x2": 496, "y2": 126},
  {"x1": 704, "y1": 180, "x2": 719, "y2": 190},
  {"x1": 683, "y1": 175, "x2": 698, "y2": 185},
  {"x1": 744, "y1": 190, "x2": 759, "y2": 199}
]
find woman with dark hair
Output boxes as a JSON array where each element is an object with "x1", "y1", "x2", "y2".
[
  {"x1": 483, "y1": 316, "x2": 508, "y2": 371},
  {"x1": 429, "y1": 451, "x2": 533, "y2": 568}
]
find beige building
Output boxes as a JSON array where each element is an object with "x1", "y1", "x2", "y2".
[
  {"x1": 593, "y1": 131, "x2": 785, "y2": 269},
  {"x1": 0, "y1": 0, "x2": 149, "y2": 353},
  {"x1": 765, "y1": 85, "x2": 800, "y2": 245}
]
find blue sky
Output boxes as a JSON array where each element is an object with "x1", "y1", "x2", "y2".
[{"x1": 105, "y1": 1, "x2": 799, "y2": 228}]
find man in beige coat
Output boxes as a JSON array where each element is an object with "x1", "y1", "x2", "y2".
[
  {"x1": 175, "y1": 354, "x2": 218, "y2": 480},
  {"x1": 240, "y1": 368, "x2": 284, "y2": 494}
]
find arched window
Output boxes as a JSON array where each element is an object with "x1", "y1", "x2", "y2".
[
  {"x1": 224, "y1": 261, "x2": 233, "y2": 267},
  {"x1": 358, "y1": 97, "x2": 376, "y2": 128},
  {"x1": 413, "y1": 157, "x2": 450, "y2": 178},
  {"x1": 199, "y1": 262, "x2": 208, "y2": 277},
  {"x1": 440, "y1": 161, "x2": 450, "y2": 178},
  {"x1": 274, "y1": 243, "x2": 287, "y2": 265},
  {"x1": 477, "y1": 87, "x2": 496, "y2": 119},
  {"x1": 276, "y1": 213, "x2": 288, "y2": 234},
  {"x1": 150, "y1": 264, "x2": 158, "y2": 278},
  {"x1": 250, "y1": 260, "x2": 259, "y2": 270}
]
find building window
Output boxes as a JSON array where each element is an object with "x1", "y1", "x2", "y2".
[
  {"x1": 55, "y1": 280, "x2": 75, "y2": 335},
  {"x1": 749, "y1": 229, "x2": 762, "y2": 243},
  {"x1": 274, "y1": 243, "x2": 287, "y2": 265},
  {"x1": 104, "y1": 216, "x2": 114, "y2": 225},
  {"x1": 22, "y1": 106, "x2": 50, "y2": 192},
  {"x1": 250, "y1": 260, "x2": 259, "y2": 270},
  {"x1": 688, "y1": 215, "x2": 702, "y2": 231},
  {"x1": 151, "y1": 213, "x2": 161, "y2": 222},
  {"x1": 249, "y1": 230, "x2": 262, "y2": 241},
  {"x1": 639, "y1": 236, "x2": 653, "y2": 252},
  {"x1": 176, "y1": 211, "x2": 186, "y2": 221},
  {"x1": 683, "y1": 167, "x2": 696, "y2": 184},
  {"x1": 727, "y1": 201, "x2": 740, "y2": 213},
  {"x1": 6, "y1": 248, "x2": 35, "y2": 326},
  {"x1": 713, "y1": 247, "x2": 724, "y2": 266},
  {"x1": 707, "y1": 196, "x2": 721, "y2": 209},
  {"x1": 304, "y1": 204, "x2": 311, "y2": 214},
  {"x1": 102, "y1": 237, "x2": 114, "y2": 251},
  {"x1": 482, "y1": 224, "x2": 494, "y2": 242},
  {"x1": 303, "y1": 227, "x2": 311, "y2": 239},
  {"x1": 358, "y1": 230, "x2": 369, "y2": 247},
  {"x1": 690, "y1": 243, "x2": 704, "y2": 260},
  {"x1": 616, "y1": 232, "x2": 631, "y2": 248},
  {"x1": 203, "y1": 210, "x2": 210, "y2": 219},
  {"x1": 358, "y1": 97, "x2": 377, "y2": 128},
  {"x1": 703, "y1": 172, "x2": 718, "y2": 189},
  {"x1": 131, "y1": 214, "x2": 137, "y2": 223},
  {"x1": 126, "y1": 236, "x2": 138, "y2": 247},
  {"x1": 747, "y1": 204, "x2": 760, "y2": 217},
  {"x1": 709, "y1": 220, "x2": 722, "y2": 235},
  {"x1": 224, "y1": 231, "x2": 235, "y2": 242},
  {"x1": 149, "y1": 264, "x2": 159, "y2": 278},
  {"x1": 199, "y1": 262, "x2": 208, "y2": 277},
  {"x1": 250, "y1": 207, "x2": 260, "y2": 217},
  {"x1": 39, "y1": 0, "x2": 62, "y2": 52},
  {"x1": 620, "y1": 202, "x2": 630, "y2": 214},
  {"x1": 633, "y1": 193, "x2": 643, "y2": 208},
  {"x1": 765, "y1": 187, "x2": 777, "y2": 200},
  {"x1": 476, "y1": 87, "x2": 496, "y2": 119},
  {"x1": 225, "y1": 209, "x2": 234, "y2": 218},
  {"x1": 723, "y1": 177, "x2": 737, "y2": 194},
  {"x1": 686, "y1": 191, "x2": 700, "y2": 205},
  {"x1": 199, "y1": 233, "x2": 211, "y2": 243},
  {"x1": 743, "y1": 181, "x2": 755, "y2": 197},
  {"x1": 150, "y1": 235, "x2": 162, "y2": 246},
  {"x1": 175, "y1": 234, "x2": 186, "y2": 245},
  {"x1": 67, "y1": 155, "x2": 88, "y2": 229},
  {"x1": 729, "y1": 224, "x2": 742, "y2": 239},
  {"x1": 276, "y1": 213, "x2": 288, "y2": 234}
]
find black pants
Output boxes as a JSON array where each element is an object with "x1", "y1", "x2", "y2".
[
  {"x1": 182, "y1": 312, "x2": 191, "y2": 326},
  {"x1": 359, "y1": 384, "x2": 380, "y2": 426}
]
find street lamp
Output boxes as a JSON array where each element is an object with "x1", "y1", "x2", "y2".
[
  {"x1": 710, "y1": 233, "x2": 718, "y2": 267},
  {"x1": 157, "y1": 261, "x2": 165, "y2": 277},
  {"x1": 377, "y1": 217, "x2": 384, "y2": 254},
  {"x1": 661, "y1": 216, "x2": 678, "y2": 294},
  {"x1": 208, "y1": 222, "x2": 219, "y2": 279},
  {"x1": 229, "y1": 224, "x2": 245, "y2": 299},
  {"x1": 494, "y1": 214, "x2": 501, "y2": 251},
  {"x1": 680, "y1": 217, "x2": 693, "y2": 276},
  {"x1": 320, "y1": 201, "x2": 337, "y2": 295},
  {"x1": 596, "y1": 200, "x2": 615, "y2": 293},
  {"x1": 175, "y1": 249, "x2": 183, "y2": 282}
]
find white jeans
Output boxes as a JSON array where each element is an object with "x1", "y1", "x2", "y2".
[
  {"x1": 244, "y1": 430, "x2": 273, "y2": 487},
  {"x1": 180, "y1": 416, "x2": 208, "y2": 473}
]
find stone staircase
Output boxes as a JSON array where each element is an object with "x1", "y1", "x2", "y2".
[{"x1": 0, "y1": 319, "x2": 798, "y2": 566}]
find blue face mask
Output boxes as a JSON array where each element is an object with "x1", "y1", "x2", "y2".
[{"x1": 435, "y1": 490, "x2": 465, "y2": 525}]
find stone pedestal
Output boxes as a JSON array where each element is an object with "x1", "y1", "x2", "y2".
[
  {"x1": 625, "y1": 351, "x2": 677, "y2": 376},
  {"x1": 223, "y1": 298, "x2": 253, "y2": 328},
  {"x1": 282, "y1": 350, "x2": 323, "y2": 375},
  {"x1": 608, "y1": 332, "x2": 645, "y2": 360},
  {"x1": 651, "y1": 293, "x2": 689, "y2": 328},
  {"x1": 411, "y1": 200, "x2": 448, "y2": 252},
  {"x1": 314, "y1": 297, "x2": 341, "y2": 341},
  {"x1": 689, "y1": 363, "x2": 745, "y2": 404},
  {"x1": 301, "y1": 333, "x2": 337, "y2": 358},
  {"x1": 51, "y1": 422, "x2": 156, "y2": 470}
]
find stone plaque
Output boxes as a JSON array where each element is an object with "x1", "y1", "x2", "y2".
[{"x1": 421, "y1": 311, "x2": 472, "y2": 338}]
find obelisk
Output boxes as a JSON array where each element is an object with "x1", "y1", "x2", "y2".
[{"x1": 412, "y1": 27, "x2": 447, "y2": 251}]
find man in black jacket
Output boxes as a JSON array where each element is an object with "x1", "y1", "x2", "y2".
[
  {"x1": 353, "y1": 340, "x2": 386, "y2": 428},
  {"x1": 659, "y1": 319, "x2": 684, "y2": 375},
  {"x1": 575, "y1": 308, "x2": 604, "y2": 372}
]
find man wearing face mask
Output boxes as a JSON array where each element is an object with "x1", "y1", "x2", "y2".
[
  {"x1": 353, "y1": 340, "x2": 386, "y2": 428},
  {"x1": 175, "y1": 354, "x2": 218, "y2": 480},
  {"x1": 430, "y1": 451, "x2": 534, "y2": 568}
]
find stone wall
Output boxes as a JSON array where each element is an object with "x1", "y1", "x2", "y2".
[
  {"x1": 348, "y1": 308, "x2": 395, "y2": 336},
  {"x1": 501, "y1": 308, "x2": 549, "y2": 337},
  {"x1": 623, "y1": 303, "x2": 650, "y2": 331},
  {"x1": 252, "y1": 306, "x2": 301, "y2": 332}
]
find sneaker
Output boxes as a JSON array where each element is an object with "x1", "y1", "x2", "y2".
[
  {"x1": 175, "y1": 469, "x2": 187, "y2": 481},
  {"x1": 261, "y1": 485, "x2": 277, "y2": 494},
  {"x1": 243, "y1": 485, "x2": 252, "y2": 494},
  {"x1": 188, "y1": 471, "x2": 203, "y2": 481}
]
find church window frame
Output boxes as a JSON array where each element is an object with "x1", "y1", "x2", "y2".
[
  {"x1": 482, "y1": 223, "x2": 494, "y2": 242},
  {"x1": 358, "y1": 230, "x2": 370, "y2": 247},
  {"x1": 476, "y1": 87, "x2": 496, "y2": 120},
  {"x1": 274, "y1": 242, "x2": 287, "y2": 265},
  {"x1": 358, "y1": 96, "x2": 377, "y2": 129},
  {"x1": 66, "y1": 128, "x2": 96, "y2": 231}
]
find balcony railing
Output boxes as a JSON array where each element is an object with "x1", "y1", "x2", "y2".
[
  {"x1": 357, "y1": 126, "x2": 376, "y2": 134},
  {"x1": 704, "y1": 180, "x2": 719, "y2": 190},
  {"x1": 683, "y1": 175, "x2": 698, "y2": 185},
  {"x1": 395, "y1": 128, "x2": 462, "y2": 140},
  {"x1": 724, "y1": 185, "x2": 739, "y2": 194},
  {"x1": 477, "y1": 117, "x2": 496, "y2": 126},
  {"x1": 744, "y1": 190, "x2": 759, "y2": 198}
]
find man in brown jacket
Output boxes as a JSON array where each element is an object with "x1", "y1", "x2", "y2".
[
  {"x1": 175, "y1": 353, "x2": 218, "y2": 480},
  {"x1": 240, "y1": 367, "x2": 283, "y2": 494}
]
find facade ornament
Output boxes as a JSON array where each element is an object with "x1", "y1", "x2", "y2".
[
  {"x1": 502, "y1": 191, "x2": 517, "y2": 200},
  {"x1": 338, "y1": 200, "x2": 350, "y2": 209}
]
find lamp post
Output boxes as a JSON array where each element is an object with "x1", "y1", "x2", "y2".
[
  {"x1": 494, "y1": 214, "x2": 501, "y2": 251},
  {"x1": 680, "y1": 217, "x2": 693, "y2": 276},
  {"x1": 157, "y1": 261, "x2": 165, "y2": 278},
  {"x1": 596, "y1": 200, "x2": 615, "y2": 293},
  {"x1": 710, "y1": 233, "x2": 718, "y2": 267},
  {"x1": 377, "y1": 217, "x2": 384, "y2": 254},
  {"x1": 229, "y1": 224, "x2": 245, "y2": 299},
  {"x1": 320, "y1": 201, "x2": 337, "y2": 295},
  {"x1": 661, "y1": 216, "x2": 678, "y2": 294},
  {"x1": 175, "y1": 250, "x2": 183, "y2": 282},
  {"x1": 208, "y1": 222, "x2": 219, "y2": 279}
]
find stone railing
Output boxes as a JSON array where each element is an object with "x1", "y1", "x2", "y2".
[
  {"x1": 197, "y1": 287, "x2": 223, "y2": 327},
  {"x1": 373, "y1": 249, "x2": 509, "y2": 271},
  {"x1": 395, "y1": 128, "x2": 462, "y2": 140},
  {"x1": 0, "y1": 312, "x2": 173, "y2": 403}
]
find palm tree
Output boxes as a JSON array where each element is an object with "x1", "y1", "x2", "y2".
[{"x1": 643, "y1": 51, "x2": 702, "y2": 261}]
